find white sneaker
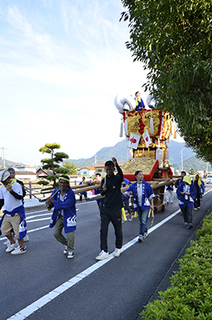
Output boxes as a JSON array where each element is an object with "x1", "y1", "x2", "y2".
[
  {"x1": 4, "y1": 239, "x2": 10, "y2": 246},
  {"x1": 194, "y1": 208, "x2": 197, "y2": 211},
  {"x1": 23, "y1": 234, "x2": 29, "y2": 242},
  {"x1": 5, "y1": 242, "x2": 18, "y2": 253},
  {"x1": 96, "y1": 250, "x2": 109, "y2": 260},
  {"x1": 144, "y1": 232, "x2": 148, "y2": 239},
  {"x1": 138, "y1": 234, "x2": 144, "y2": 242},
  {"x1": 128, "y1": 215, "x2": 133, "y2": 222},
  {"x1": 67, "y1": 251, "x2": 74, "y2": 259},
  {"x1": 11, "y1": 246, "x2": 26, "y2": 255},
  {"x1": 113, "y1": 248, "x2": 121, "y2": 257},
  {"x1": 63, "y1": 246, "x2": 68, "y2": 254}
]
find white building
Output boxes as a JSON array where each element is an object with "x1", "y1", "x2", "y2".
[{"x1": 78, "y1": 166, "x2": 95, "y2": 178}]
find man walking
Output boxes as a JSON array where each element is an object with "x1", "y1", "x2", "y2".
[
  {"x1": 79, "y1": 177, "x2": 88, "y2": 202},
  {"x1": 125, "y1": 170, "x2": 155, "y2": 242},
  {"x1": 7, "y1": 167, "x2": 29, "y2": 243},
  {"x1": 176, "y1": 175, "x2": 196, "y2": 229},
  {"x1": 175, "y1": 171, "x2": 186, "y2": 188},
  {"x1": 93, "y1": 173, "x2": 104, "y2": 214},
  {"x1": 96, "y1": 157, "x2": 123, "y2": 260},
  {"x1": 46, "y1": 175, "x2": 77, "y2": 259},
  {"x1": 0, "y1": 170, "x2": 27, "y2": 254}
]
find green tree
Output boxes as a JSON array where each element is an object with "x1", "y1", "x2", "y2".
[
  {"x1": 188, "y1": 168, "x2": 196, "y2": 175},
  {"x1": 62, "y1": 160, "x2": 78, "y2": 175},
  {"x1": 38, "y1": 143, "x2": 69, "y2": 189},
  {"x1": 120, "y1": 0, "x2": 212, "y2": 164}
]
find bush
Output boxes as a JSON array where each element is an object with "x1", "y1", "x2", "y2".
[{"x1": 141, "y1": 213, "x2": 212, "y2": 319}]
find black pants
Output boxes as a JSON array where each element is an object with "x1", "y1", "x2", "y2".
[
  {"x1": 79, "y1": 192, "x2": 87, "y2": 201},
  {"x1": 100, "y1": 207, "x2": 123, "y2": 252},
  {"x1": 194, "y1": 192, "x2": 201, "y2": 208},
  {"x1": 97, "y1": 200, "x2": 104, "y2": 214},
  {"x1": 123, "y1": 199, "x2": 131, "y2": 214}
]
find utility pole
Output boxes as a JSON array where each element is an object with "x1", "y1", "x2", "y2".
[
  {"x1": 181, "y1": 147, "x2": 185, "y2": 171},
  {"x1": 0, "y1": 147, "x2": 6, "y2": 168},
  {"x1": 93, "y1": 155, "x2": 97, "y2": 166}
]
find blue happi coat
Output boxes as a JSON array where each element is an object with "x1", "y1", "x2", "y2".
[
  {"x1": 176, "y1": 182, "x2": 196, "y2": 208},
  {"x1": 49, "y1": 187, "x2": 77, "y2": 233},
  {"x1": 122, "y1": 178, "x2": 130, "y2": 200},
  {"x1": 192, "y1": 179, "x2": 205, "y2": 194},
  {"x1": 0, "y1": 205, "x2": 27, "y2": 240},
  {"x1": 126, "y1": 181, "x2": 155, "y2": 211}
]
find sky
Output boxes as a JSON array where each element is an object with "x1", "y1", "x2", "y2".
[{"x1": 0, "y1": 0, "x2": 183, "y2": 167}]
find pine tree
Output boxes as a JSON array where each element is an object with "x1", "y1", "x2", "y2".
[{"x1": 37, "y1": 143, "x2": 69, "y2": 189}]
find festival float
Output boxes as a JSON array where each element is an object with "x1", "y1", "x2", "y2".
[{"x1": 114, "y1": 93, "x2": 177, "y2": 212}]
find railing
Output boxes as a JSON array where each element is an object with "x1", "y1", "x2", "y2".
[{"x1": 24, "y1": 181, "x2": 81, "y2": 200}]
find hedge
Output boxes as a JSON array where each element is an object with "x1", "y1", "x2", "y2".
[{"x1": 141, "y1": 213, "x2": 212, "y2": 320}]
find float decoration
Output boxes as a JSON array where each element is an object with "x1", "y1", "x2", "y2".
[
  {"x1": 122, "y1": 157, "x2": 159, "y2": 181},
  {"x1": 114, "y1": 93, "x2": 178, "y2": 212}
]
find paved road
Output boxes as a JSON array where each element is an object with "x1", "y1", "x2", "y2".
[{"x1": 1, "y1": 185, "x2": 212, "y2": 320}]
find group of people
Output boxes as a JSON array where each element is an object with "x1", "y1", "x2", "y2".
[
  {"x1": 46, "y1": 157, "x2": 155, "y2": 260},
  {"x1": 0, "y1": 163, "x2": 206, "y2": 259}
]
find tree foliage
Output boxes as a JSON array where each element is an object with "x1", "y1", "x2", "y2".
[
  {"x1": 62, "y1": 160, "x2": 78, "y2": 175},
  {"x1": 120, "y1": 0, "x2": 212, "y2": 164},
  {"x1": 188, "y1": 168, "x2": 196, "y2": 175},
  {"x1": 38, "y1": 143, "x2": 69, "y2": 188}
]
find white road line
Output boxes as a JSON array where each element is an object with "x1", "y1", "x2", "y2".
[
  {"x1": 26, "y1": 213, "x2": 52, "y2": 220},
  {"x1": 26, "y1": 217, "x2": 51, "y2": 223},
  {"x1": 8, "y1": 207, "x2": 181, "y2": 320},
  {"x1": 24, "y1": 225, "x2": 49, "y2": 233},
  {"x1": 25, "y1": 209, "x2": 47, "y2": 215}
]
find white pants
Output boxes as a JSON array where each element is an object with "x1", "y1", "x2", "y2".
[{"x1": 165, "y1": 190, "x2": 173, "y2": 203}]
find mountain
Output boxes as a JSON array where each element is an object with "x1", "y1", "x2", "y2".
[
  {"x1": 68, "y1": 139, "x2": 129, "y2": 167},
  {"x1": 168, "y1": 140, "x2": 195, "y2": 163},
  {"x1": 0, "y1": 157, "x2": 25, "y2": 168},
  {"x1": 68, "y1": 139, "x2": 211, "y2": 172},
  {"x1": 172, "y1": 156, "x2": 212, "y2": 172}
]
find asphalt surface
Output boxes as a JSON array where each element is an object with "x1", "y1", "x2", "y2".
[{"x1": 0, "y1": 185, "x2": 212, "y2": 320}]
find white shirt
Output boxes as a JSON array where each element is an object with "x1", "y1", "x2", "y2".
[
  {"x1": 184, "y1": 184, "x2": 190, "y2": 200},
  {"x1": 59, "y1": 193, "x2": 65, "y2": 216},
  {"x1": 0, "y1": 182, "x2": 23, "y2": 213},
  {"x1": 137, "y1": 183, "x2": 143, "y2": 206}
]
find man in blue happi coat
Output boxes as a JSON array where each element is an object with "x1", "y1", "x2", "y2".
[
  {"x1": 46, "y1": 175, "x2": 76, "y2": 259},
  {"x1": 125, "y1": 170, "x2": 155, "y2": 242},
  {"x1": 176, "y1": 175, "x2": 196, "y2": 229}
]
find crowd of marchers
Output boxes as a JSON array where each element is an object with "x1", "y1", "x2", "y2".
[{"x1": 0, "y1": 164, "x2": 205, "y2": 258}]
